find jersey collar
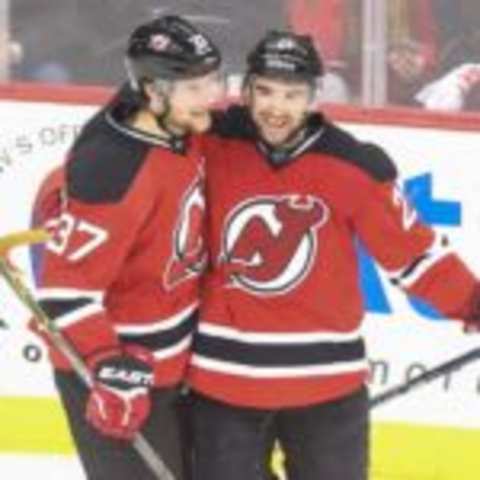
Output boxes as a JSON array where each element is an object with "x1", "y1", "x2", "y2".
[
  {"x1": 256, "y1": 114, "x2": 325, "y2": 168},
  {"x1": 105, "y1": 111, "x2": 187, "y2": 154}
]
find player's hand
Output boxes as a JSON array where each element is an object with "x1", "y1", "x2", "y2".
[{"x1": 85, "y1": 345, "x2": 154, "y2": 440}]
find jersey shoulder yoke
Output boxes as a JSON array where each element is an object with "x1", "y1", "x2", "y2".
[
  {"x1": 67, "y1": 113, "x2": 150, "y2": 203},
  {"x1": 316, "y1": 122, "x2": 397, "y2": 182}
]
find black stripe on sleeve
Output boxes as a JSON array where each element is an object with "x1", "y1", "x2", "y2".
[
  {"x1": 119, "y1": 313, "x2": 197, "y2": 351},
  {"x1": 38, "y1": 298, "x2": 93, "y2": 320}
]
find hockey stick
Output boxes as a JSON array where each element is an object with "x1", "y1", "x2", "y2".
[
  {"x1": 0, "y1": 229, "x2": 175, "y2": 480},
  {"x1": 369, "y1": 346, "x2": 480, "y2": 408}
]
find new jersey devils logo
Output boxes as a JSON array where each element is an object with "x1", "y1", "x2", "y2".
[
  {"x1": 164, "y1": 173, "x2": 207, "y2": 290},
  {"x1": 221, "y1": 195, "x2": 330, "y2": 295}
]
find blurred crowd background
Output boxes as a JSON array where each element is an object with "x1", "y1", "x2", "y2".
[{"x1": 3, "y1": 0, "x2": 480, "y2": 111}]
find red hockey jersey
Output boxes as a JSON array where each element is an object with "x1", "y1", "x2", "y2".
[
  {"x1": 188, "y1": 106, "x2": 477, "y2": 408},
  {"x1": 35, "y1": 91, "x2": 206, "y2": 387}
]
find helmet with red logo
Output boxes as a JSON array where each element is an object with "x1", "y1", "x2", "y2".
[{"x1": 125, "y1": 15, "x2": 221, "y2": 90}]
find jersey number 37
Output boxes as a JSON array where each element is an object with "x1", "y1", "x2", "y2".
[{"x1": 45, "y1": 212, "x2": 109, "y2": 262}]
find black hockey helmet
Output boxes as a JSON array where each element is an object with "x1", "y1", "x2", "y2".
[
  {"x1": 126, "y1": 15, "x2": 221, "y2": 90},
  {"x1": 246, "y1": 31, "x2": 323, "y2": 83}
]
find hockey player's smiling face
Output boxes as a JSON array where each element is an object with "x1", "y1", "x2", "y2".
[
  {"x1": 166, "y1": 70, "x2": 225, "y2": 134},
  {"x1": 245, "y1": 76, "x2": 313, "y2": 146}
]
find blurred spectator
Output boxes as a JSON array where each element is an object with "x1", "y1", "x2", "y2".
[
  {"x1": 286, "y1": 0, "x2": 352, "y2": 103},
  {"x1": 286, "y1": 0, "x2": 440, "y2": 106},
  {"x1": 416, "y1": 63, "x2": 480, "y2": 111},
  {"x1": 386, "y1": 0, "x2": 438, "y2": 106},
  {"x1": 416, "y1": 0, "x2": 480, "y2": 111}
]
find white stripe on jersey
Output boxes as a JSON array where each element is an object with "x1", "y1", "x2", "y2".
[
  {"x1": 198, "y1": 322, "x2": 363, "y2": 344},
  {"x1": 114, "y1": 302, "x2": 198, "y2": 335},
  {"x1": 388, "y1": 233, "x2": 452, "y2": 289},
  {"x1": 55, "y1": 303, "x2": 105, "y2": 329},
  {"x1": 190, "y1": 354, "x2": 368, "y2": 378},
  {"x1": 153, "y1": 335, "x2": 193, "y2": 361}
]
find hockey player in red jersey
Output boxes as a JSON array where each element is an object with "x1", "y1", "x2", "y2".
[
  {"x1": 33, "y1": 15, "x2": 223, "y2": 480},
  {"x1": 188, "y1": 31, "x2": 480, "y2": 479}
]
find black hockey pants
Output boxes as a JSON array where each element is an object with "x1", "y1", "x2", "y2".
[{"x1": 192, "y1": 386, "x2": 369, "y2": 480}]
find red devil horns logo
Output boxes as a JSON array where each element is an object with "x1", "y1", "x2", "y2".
[{"x1": 221, "y1": 195, "x2": 329, "y2": 295}]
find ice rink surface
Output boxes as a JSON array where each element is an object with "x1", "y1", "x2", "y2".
[{"x1": 1, "y1": 454, "x2": 85, "y2": 479}]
